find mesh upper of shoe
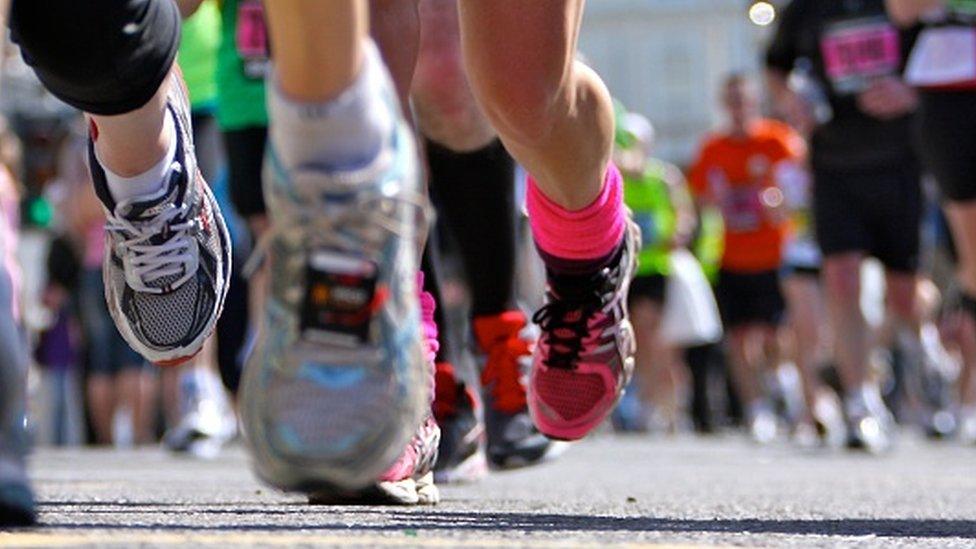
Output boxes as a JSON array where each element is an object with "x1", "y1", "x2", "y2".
[
  {"x1": 534, "y1": 367, "x2": 608, "y2": 421},
  {"x1": 131, "y1": 274, "x2": 206, "y2": 346},
  {"x1": 266, "y1": 362, "x2": 395, "y2": 456}
]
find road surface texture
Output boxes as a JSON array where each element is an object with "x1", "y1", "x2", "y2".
[{"x1": 2, "y1": 434, "x2": 975, "y2": 547}]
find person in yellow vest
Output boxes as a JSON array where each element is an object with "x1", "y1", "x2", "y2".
[{"x1": 615, "y1": 110, "x2": 696, "y2": 431}]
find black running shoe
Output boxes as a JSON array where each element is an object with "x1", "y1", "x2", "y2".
[
  {"x1": 432, "y1": 364, "x2": 487, "y2": 483},
  {"x1": 474, "y1": 311, "x2": 553, "y2": 468}
]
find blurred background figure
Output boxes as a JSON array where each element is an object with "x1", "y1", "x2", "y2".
[
  {"x1": 58, "y1": 128, "x2": 157, "y2": 446},
  {"x1": 888, "y1": 0, "x2": 976, "y2": 442},
  {"x1": 162, "y1": 0, "x2": 239, "y2": 459},
  {"x1": 766, "y1": 0, "x2": 929, "y2": 452},
  {"x1": 689, "y1": 74, "x2": 799, "y2": 444},
  {"x1": 612, "y1": 107, "x2": 700, "y2": 433},
  {"x1": 33, "y1": 232, "x2": 83, "y2": 446}
]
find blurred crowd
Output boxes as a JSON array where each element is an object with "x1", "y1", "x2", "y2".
[{"x1": 5, "y1": 0, "x2": 976, "y2": 455}]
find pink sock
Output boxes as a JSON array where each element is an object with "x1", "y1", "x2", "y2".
[
  {"x1": 526, "y1": 163, "x2": 626, "y2": 273},
  {"x1": 416, "y1": 271, "x2": 438, "y2": 404}
]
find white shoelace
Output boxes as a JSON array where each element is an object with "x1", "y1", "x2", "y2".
[
  {"x1": 106, "y1": 189, "x2": 199, "y2": 294},
  {"x1": 242, "y1": 157, "x2": 430, "y2": 279}
]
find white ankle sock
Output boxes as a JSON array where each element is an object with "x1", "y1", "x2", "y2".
[
  {"x1": 98, "y1": 109, "x2": 177, "y2": 204},
  {"x1": 268, "y1": 40, "x2": 396, "y2": 172}
]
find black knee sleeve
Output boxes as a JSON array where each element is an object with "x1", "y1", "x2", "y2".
[
  {"x1": 10, "y1": 0, "x2": 180, "y2": 115},
  {"x1": 427, "y1": 138, "x2": 517, "y2": 317}
]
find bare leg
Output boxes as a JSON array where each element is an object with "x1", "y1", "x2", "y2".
[
  {"x1": 728, "y1": 327, "x2": 762, "y2": 407},
  {"x1": 370, "y1": 0, "x2": 420, "y2": 108},
  {"x1": 823, "y1": 253, "x2": 869, "y2": 391},
  {"x1": 265, "y1": 1, "x2": 367, "y2": 102},
  {"x1": 458, "y1": 0, "x2": 613, "y2": 209},
  {"x1": 86, "y1": 374, "x2": 116, "y2": 445},
  {"x1": 783, "y1": 275, "x2": 826, "y2": 416},
  {"x1": 117, "y1": 369, "x2": 151, "y2": 444},
  {"x1": 90, "y1": 80, "x2": 171, "y2": 177},
  {"x1": 631, "y1": 299, "x2": 677, "y2": 416},
  {"x1": 946, "y1": 203, "x2": 976, "y2": 297},
  {"x1": 413, "y1": 0, "x2": 495, "y2": 151}
]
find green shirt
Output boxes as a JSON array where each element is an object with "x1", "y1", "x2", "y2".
[
  {"x1": 623, "y1": 160, "x2": 679, "y2": 277},
  {"x1": 694, "y1": 207, "x2": 725, "y2": 284},
  {"x1": 216, "y1": 0, "x2": 269, "y2": 130},
  {"x1": 177, "y1": 0, "x2": 220, "y2": 111},
  {"x1": 949, "y1": 0, "x2": 976, "y2": 16}
]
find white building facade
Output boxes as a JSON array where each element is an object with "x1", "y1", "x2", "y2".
[{"x1": 580, "y1": 0, "x2": 773, "y2": 164}]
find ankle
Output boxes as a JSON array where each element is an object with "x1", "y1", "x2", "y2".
[
  {"x1": 267, "y1": 39, "x2": 397, "y2": 173},
  {"x1": 96, "y1": 109, "x2": 177, "y2": 204}
]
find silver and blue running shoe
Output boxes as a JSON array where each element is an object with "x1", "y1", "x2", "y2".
[
  {"x1": 92, "y1": 72, "x2": 231, "y2": 366},
  {"x1": 240, "y1": 111, "x2": 430, "y2": 492}
]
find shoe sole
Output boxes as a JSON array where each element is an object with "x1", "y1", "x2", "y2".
[
  {"x1": 434, "y1": 449, "x2": 488, "y2": 484},
  {"x1": 0, "y1": 483, "x2": 36, "y2": 527},
  {"x1": 307, "y1": 472, "x2": 439, "y2": 506}
]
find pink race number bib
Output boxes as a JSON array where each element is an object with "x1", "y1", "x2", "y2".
[
  {"x1": 821, "y1": 18, "x2": 900, "y2": 95},
  {"x1": 236, "y1": 1, "x2": 269, "y2": 79}
]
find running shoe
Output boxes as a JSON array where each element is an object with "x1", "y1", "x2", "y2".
[
  {"x1": 611, "y1": 380, "x2": 650, "y2": 433},
  {"x1": 240, "y1": 111, "x2": 430, "y2": 492},
  {"x1": 308, "y1": 415, "x2": 441, "y2": 505},
  {"x1": 746, "y1": 400, "x2": 778, "y2": 444},
  {"x1": 92, "y1": 72, "x2": 231, "y2": 366},
  {"x1": 845, "y1": 387, "x2": 893, "y2": 454},
  {"x1": 163, "y1": 367, "x2": 237, "y2": 459},
  {"x1": 310, "y1": 276, "x2": 441, "y2": 504},
  {"x1": 474, "y1": 311, "x2": 552, "y2": 466},
  {"x1": 959, "y1": 407, "x2": 976, "y2": 445},
  {"x1": 432, "y1": 363, "x2": 487, "y2": 484},
  {"x1": 528, "y1": 219, "x2": 639, "y2": 441}
]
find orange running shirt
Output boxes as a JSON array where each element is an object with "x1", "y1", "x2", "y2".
[{"x1": 689, "y1": 120, "x2": 804, "y2": 273}]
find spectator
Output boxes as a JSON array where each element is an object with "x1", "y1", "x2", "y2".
[
  {"x1": 58, "y1": 129, "x2": 157, "y2": 446},
  {"x1": 33, "y1": 235, "x2": 83, "y2": 446}
]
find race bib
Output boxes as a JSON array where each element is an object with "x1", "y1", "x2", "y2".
[
  {"x1": 906, "y1": 26, "x2": 976, "y2": 87},
  {"x1": 236, "y1": 1, "x2": 269, "y2": 80},
  {"x1": 722, "y1": 187, "x2": 764, "y2": 233},
  {"x1": 821, "y1": 18, "x2": 901, "y2": 95}
]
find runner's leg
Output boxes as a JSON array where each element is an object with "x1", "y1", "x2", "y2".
[
  {"x1": 11, "y1": 0, "x2": 231, "y2": 365},
  {"x1": 458, "y1": 0, "x2": 635, "y2": 441},
  {"x1": 243, "y1": 1, "x2": 436, "y2": 498}
]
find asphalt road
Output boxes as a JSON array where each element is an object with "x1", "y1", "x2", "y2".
[{"x1": 3, "y1": 434, "x2": 976, "y2": 547}]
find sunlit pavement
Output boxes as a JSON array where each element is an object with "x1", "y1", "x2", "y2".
[{"x1": 3, "y1": 433, "x2": 975, "y2": 547}]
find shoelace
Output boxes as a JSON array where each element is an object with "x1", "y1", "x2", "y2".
[
  {"x1": 480, "y1": 335, "x2": 531, "y2": 413},
  {"x1": 243, "y1": 154, "x2": 431, "y2": 279},
  {"x1": 532, "y1": 294, "x2": 602, "y2": 370},
  {"x1": 105, "y1": 171, "x2": 197, "y2": 294},
  {"x1": 531, "y1": 262, "x2": 622, "y2": 370}
]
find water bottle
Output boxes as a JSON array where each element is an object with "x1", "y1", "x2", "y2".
[{"x1": 788, "y1": 58, "x2": 833, "y2": 125}]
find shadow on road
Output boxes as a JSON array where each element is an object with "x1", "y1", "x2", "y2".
[{"x1": 34, "y1": 502, "x2": 976, "y2": 539}]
